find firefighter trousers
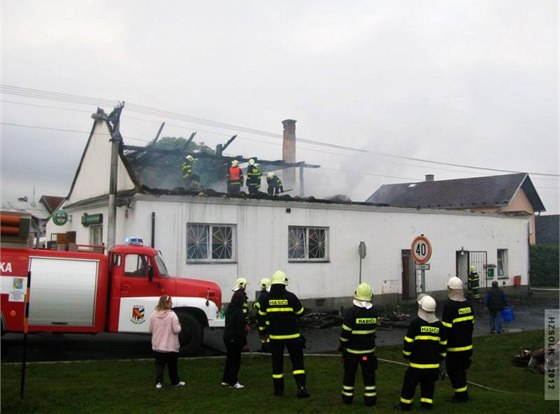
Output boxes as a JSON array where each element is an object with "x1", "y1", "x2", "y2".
[
  {"x1": 399, "y1": 367, "x2": 439, "y2": 410},
  {"x1": 342, "y1": 353, "x2": 377, "y2": 406},
  {"x1": 270, "y1": 338, "x2": 306, "y2": 395},
  {"x1": 446, "y1": 354, "x2": 471, "y2": 401}
]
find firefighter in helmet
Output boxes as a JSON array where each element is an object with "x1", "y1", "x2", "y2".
[
  {"x1": 227, "y1": 160, "x2": 244, "y2": 195},
  {"x1": 467, "y1": 265, "x2": 480, "y2": 301},
  {"x1": 232, "y1": 277, "x2": 250, "y2": 351},
  {"x1": 182, "y1": 155, "x2": 196, "y2": 189},
  {"x1": 253, "y1": 277, "x2": 271, "y2": 352},
  {"x1": 442, "y1": 276, "x2": 474, "y2": 403},
  {"x1": 397, "y1": 295, "x2": 446, "y2": 411},
  {"x1": 246, "y1": 158, "x2": 262, "y2": 195},
  {"x1": 339, "y1": 282, "x2": 378, "y2": 407},
  {"x1": 257, "y1": 270, "x2": 310, "y2": 398},
  {"x1": 267, "y1": 172, "x2": 283, "y2": 196}
]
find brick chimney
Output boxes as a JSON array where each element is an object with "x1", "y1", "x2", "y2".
[
  {"x1": 282, "y1": 119, "x2": 296, "y2": 190},
  {"x1": 425, "y1": 174, "x2": 434, "y2": 182}
]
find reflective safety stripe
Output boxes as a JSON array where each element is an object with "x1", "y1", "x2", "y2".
[
  {"x1": 453, "y1": 315, "x2": 474, "y2": 323},
  {"x1": 293, "y1": 369, "x2": 305, "y2": 375},
  {"x1": 364, "y1": 391, "x2": 377, "y2": 397},
  {"x1": 341, "y1": 390, "x2": 353, "y2": 396},
  {"x1": 272, "y1": 373, "x2": 284, "y2": 379},
  {"x1": 455, "y1": 385, "x2": 468, "y2": 392},
  {"x1": 404, "y1": 336, "x2": 414, "y2": 343},
  {"x1": 268, "y1": 307, "x2": 294, "y2": 313},
  {"x1": 400, "y1": 397, "x2": 413, "y2": 404},
  {"x1": 295, "y1": 307, "x2": 304, "y2": 315},
  {"x1": 340, "y1": 338, "x2": 349, "y2": 343},
  {"x1": 420, "y1": 397, "x2": 433, "y2": 404},
  {"x1": 342, "y1": 385, "x2": 354, "y2": 391},
  {"x1": 258, "y1": 310, "x2": 267, "y2": 316},
  {"x1": 415, "y1": 335, "x2": 440, "y2": 341},
  {"x1": 447, "y1": 345, "x2": 473, "y2": 352},
  {"x1": 352, "y1": 329, "x2": 376, "y2": 335},
  {"x1": 365, "y1": 385, "x2": 376, "y2": 391},
  {"x1": 440, "y1": 340, "x2": 448, "y2": 345},
  {"x1": 409, "y1": 362, "x2": 439, "y2": 369},
  {"x1": 346, "y1": 347, "x2": 375, "y2": 354},
  {"x1": 403, "y1": 350, "x2": 412, "y2": 356},
  {"x1": 270, "y1": 333, "x2": 300, "y2": 340},
  {"x1": 341, "y1": 324, "x2": 352, "y2": 332},
  {"x1": 442, "y1": 321, "x2": 452, "y2": 328}
]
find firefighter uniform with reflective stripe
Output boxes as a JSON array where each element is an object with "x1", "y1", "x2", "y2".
[
  {"x1": 442, "y1": 299, "x2": 474, "y2": 402},
  {"x1": 468, "y1": 270, "x2": 480, "y2": 300},
  {"x1": 253, "y1": 286, "x2": 270, "y2": 352},
  {"x1": 339, "y1": 304, "x2": 378, "y2": 406},
  {"x1": 399, "y1": 318, "x2": 447, "y2": 411},
  {"x1": 258, "y1": 274, "x2": 308, "y2": 397},
  {"x1": 246, "y1": 163, "x2": 262, "y2": 194}
]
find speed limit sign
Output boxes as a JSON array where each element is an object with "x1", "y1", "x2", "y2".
[{"x1": 411, "y1": 235, "x2": 432, "y2": 264}]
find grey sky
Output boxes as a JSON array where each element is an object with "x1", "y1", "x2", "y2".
[{"x1": 1, "y1": 0, "x2": 558, "y2": 213}]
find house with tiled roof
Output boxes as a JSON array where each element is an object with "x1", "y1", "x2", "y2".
[{"x1": 365, "y1": 173, "x2": 546, "y2": 245}]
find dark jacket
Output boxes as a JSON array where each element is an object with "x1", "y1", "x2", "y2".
[
  {"x1": 258, "y1": 284, "x2": 304, "y2": 340},
  {"x1": 441, "y1": 299, "x2": 474, "y2": 356},
  {"x1": 403, "y1": 317, "x2": 447, "y2": 369},
  {"x1": 223, "y1": 291, "x2": 246, "y2": 343},
  {"x1": 485, "y1": 286, "x2": 507, "y2": 312},
  {"x1": 339, "y1": 304, "x2": 378, "y2": 355}
]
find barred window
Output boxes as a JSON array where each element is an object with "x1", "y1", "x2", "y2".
[
  {"x1": 187, "y1": 223, "x2": 235, "y2": 262},
  {"x1": 288, "y1": 226, "x2": 328, "y2": 262}
]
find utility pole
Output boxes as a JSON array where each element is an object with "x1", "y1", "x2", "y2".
[{"x1": 107, "y1": 102, "x2": 124, "y2": 250}]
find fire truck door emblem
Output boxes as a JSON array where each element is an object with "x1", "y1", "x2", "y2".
[{"x1": 131, "y1": 305, "x2": 145, "y2": 324}]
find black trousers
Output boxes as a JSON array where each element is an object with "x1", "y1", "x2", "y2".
[
  {"x1": 154, "y1": 351, "x2": 180, "y2": 385},
  {"x1": 342, "y1": 353, "x2": 377, "y2": 406},
  {"x1": 222, "y1": 338, "x2": 243, "y2": 386},
  {"x1": 446, "y1": 354, "x2": 471, "y2": 400},
  {"x1": 270, "y1": 338, "x2": 305, "y2": 394},
  {"x1": 400, "y1": 367, "x2": 439, "y2": 409}
]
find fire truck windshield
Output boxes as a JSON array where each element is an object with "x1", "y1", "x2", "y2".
[{"x1": 154, "y1": 252, "x2": 169, "y2": 277}]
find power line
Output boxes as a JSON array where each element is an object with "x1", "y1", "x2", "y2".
[{"x1": 2, "y1": 84, "x2": 558, "y2": 178}]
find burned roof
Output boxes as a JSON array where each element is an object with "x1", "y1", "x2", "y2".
[{"x1": 365, "y1": 173, "x2": 546, "y2": 212}]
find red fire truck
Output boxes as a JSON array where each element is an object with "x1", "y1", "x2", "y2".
[{"x1": 0, "y1": 221, "x2": 223, "y2": 356}]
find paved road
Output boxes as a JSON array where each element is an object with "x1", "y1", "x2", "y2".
[{"x1": 2, "y1": 290, "x2": 556, "y2": 363}]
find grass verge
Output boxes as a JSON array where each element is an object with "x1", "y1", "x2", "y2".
[{"x1": 1, "y1": 330, "x2": 557, "y2": 413}]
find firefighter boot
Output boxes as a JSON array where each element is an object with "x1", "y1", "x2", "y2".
[
  {"x1": 273, "y1": 378, "x2": 284, "y2": 396},
  {"x1": 296, "y1": 376, "x2": 310, "y2": 398}
]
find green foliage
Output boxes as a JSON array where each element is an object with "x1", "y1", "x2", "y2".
[
  {"x1": 2, "y1": 331, "x2": 556, "y2": 413},
  {"x1": 530, "y1": 244, "x2": 560, "y2": 287}
]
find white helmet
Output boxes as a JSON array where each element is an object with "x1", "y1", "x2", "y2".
[
  {"x1": 447, "y1": 276, "x2": 464, "y2": 290},
  {"x1": 271, "y1": 270, "x2": 288, "y2": 285},
  {"x1": 232, "y1": 277, "x2": 248, "y2": 291},
  {"x1": 185, "y1": 155, "x2": 194, "y2": 161},
  {"x1": 267, "y1": 172, "x2": 274, "y2": 178},
  {"x1": 249, "y1": 159, "x2": 256, "y2": 166},
  {"x1": 418, "y1": 295, "x2": 436, "y2": 312},
  {"x1": 231, "y1": 160, "x2": 239, "y2": 167}
]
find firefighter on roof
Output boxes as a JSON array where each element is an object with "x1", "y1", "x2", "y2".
[
  {"x1": 227, "y1": 160, "x2": 244, "y2": 195},
  {"x1": 182, "y1": 155, "x2": 195, "y2": 188},
  {"x1": 467, "y1": 265, "x2": 480, "y2": 301},
  {"x1": 442, "y1": 276, "x2": 474, "y2": 403},
  {"x1": 339, "y1": 282, "x2": 378, "y2": 407},
  {"x1": 246, "y1": 158, "x2": 262, "y2": 195},
  {"x1": 258, "y1": 270, "x2": 310, "y2": 398},
  {"x1": 266, "y1": 172, "x2": 283, "y2": 196},
  {"x1": 253, "y1": 278, "x2": 271, "y2": 352},
  {"x1": 396, "y1": 295, "x2": 447, "y2": 411}
]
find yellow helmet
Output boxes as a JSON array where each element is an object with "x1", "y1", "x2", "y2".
[
  {"x1": 233, "y1": 277, "x2": 248, "y2": 291},
  {"x1": 470, "y1": 265, "x2": 476, "y2": 272},
  {"x1": 271, "y1": 270, "x2": 288, "y2": 285},
  {"x1": 232, "y1": 160, "x2": 239, "y2": 166},
  {"x1": 249, "y1": 158, "x2": 256, "y2": 166},
  {"x1": 267, "y1": 172, "x2": 274, "y2": 179},
  {"x1": 354, "y1": 283, "x2": 373, "y2": 301},
  {"x1": 260, "y1": 278, "x2": 271, "y2": 289}
]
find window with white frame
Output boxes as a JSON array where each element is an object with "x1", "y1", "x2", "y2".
[
  {"x1": 497, "y1": 249, "x2": 508, "y2": 277},
  {"x1": 187, "y1": 223, "x2": 235, "y2": 262},
  {"x1": 288, "y1": 226, "x2": 328, "y2": 262}
]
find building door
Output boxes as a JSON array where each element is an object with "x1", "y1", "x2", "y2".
[
  {"x1": 456, "y1": 250, "x2": 488, "y2": 291},
  {"x1": 401, "y1": 250, "x2": 416, "y2": 299}
]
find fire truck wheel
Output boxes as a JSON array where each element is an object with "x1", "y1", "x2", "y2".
[{"x1": 177, "y1": 312, "x2": 203, "y2": 356}]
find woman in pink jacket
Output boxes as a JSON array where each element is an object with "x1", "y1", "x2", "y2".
[{"x1": 149, "y1": 295, "x2": 186, "y2": 389}]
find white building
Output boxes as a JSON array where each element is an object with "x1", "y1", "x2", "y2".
[{"x1": 47, "y1": 110, "x2": 533, "y2": 308}]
